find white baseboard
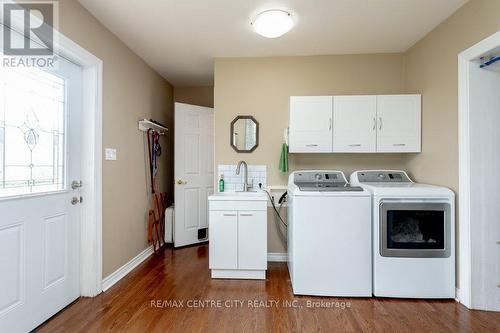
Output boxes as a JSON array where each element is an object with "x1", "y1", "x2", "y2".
[
  {"x1": 102, "y1": 245, "x2": 154, "y2": 292},
  {"x1": 267, "y1": 252, "x2": 288, "y2": 262},
  {"x1": 455, "y1": 287, "x2": 460, "y2": 302}
]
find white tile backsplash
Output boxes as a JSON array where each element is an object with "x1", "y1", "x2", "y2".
[{"x1": 218, "y1": 164, "x2": 267, "y2": 192}]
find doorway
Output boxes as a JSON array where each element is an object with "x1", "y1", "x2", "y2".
[
  {"x1": 174, "y1": 103, "x2": 214, "y2": 247},
  {"x1": 458, "y1": 31, "x2": 500, "y2": 311}
]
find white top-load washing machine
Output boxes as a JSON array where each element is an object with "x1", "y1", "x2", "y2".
[
  {"x1": 350, "y1": 170, "x2": 455, "y2": 298},
  {"x1": 287, "y1": 170, "x2": 372, "y2": 297}
]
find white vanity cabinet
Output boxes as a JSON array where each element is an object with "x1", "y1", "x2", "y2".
[
  {"x1": 289, "y1": 94, "x2": 421, "y2": 153},
  {"x1": 208, "y1": 194, "x2": 267, "y2": 279}
]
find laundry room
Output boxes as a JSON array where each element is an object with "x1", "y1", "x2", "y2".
[{"x1": 1, "y1": 1, "x2": 499, "y2": 332}]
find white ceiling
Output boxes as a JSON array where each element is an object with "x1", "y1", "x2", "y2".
[{"x1": 78, "y1": 0, "x2": 468, "y2": 86}]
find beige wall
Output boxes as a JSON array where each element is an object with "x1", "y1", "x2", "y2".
[
  {"x1": 214, "y1": 54, "x2": 408, "y2": 252},
  {"x1": 174, "y1": 86, "x2": 214, "y2": 108},
  {"x1": 58, "y1": 0, "x2": 174, "y2": 277},
  {"x1": 403, "y1": 0, "x2": 500, "y2": 191}
]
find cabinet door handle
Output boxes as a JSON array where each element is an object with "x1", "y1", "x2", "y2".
[
  {"x1": 240, "y1": 213, "x2": 253, "y2": 216},
  {"x1": 378, "y1": 117, "x2": 382, "y2": 130},
  {"x1": 306, "y1": 144, "x2": 318, "y2": 147},
  {"x1": 373, "y1": 117, "x2": 376, "y2": 131},
  {"x1": 223, "y1": 213, "x2": 236, "y2": 217},
  {"x1": 348, "y1": 144, "x2": 361, "y2": 147},
  {"x1": 329, "y1": 118, "x2": 332, "y2": 131},
  {"x1": 393, "y1": 143, "x2": 406, "y2": 146}
]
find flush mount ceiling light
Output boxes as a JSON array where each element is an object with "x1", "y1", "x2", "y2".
[{"x1": 251, "y1": 10, "x2": 294, "y2": 38}]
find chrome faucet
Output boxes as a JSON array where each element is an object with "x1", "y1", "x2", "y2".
[{"x1": 236, "y1": 160, "x2": 253, "y2": 192}]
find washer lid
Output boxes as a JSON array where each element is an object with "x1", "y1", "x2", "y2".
[
  {"x1": 290, "y1": 170, "x2": 369, "y2": 196},
  {"x1": 297, "y1": 184, "x2": 364, "y2": 192}
]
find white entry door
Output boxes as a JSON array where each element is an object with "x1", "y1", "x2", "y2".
[
  {"x1": 0, "y1": 59, "x2": 83, "y2": 331},
  {"x1": 174, "y1": 103, "x2": 214, "y2": 247}
]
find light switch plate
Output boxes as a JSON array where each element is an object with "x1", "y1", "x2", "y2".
[{"x1": 105, "y1": 148, "x2": 117, "y2": 161}]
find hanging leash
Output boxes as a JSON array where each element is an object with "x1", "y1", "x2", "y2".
[
  {"x1": 152, "y1": 131, "x2": 161, "y2": 190},
  {"x1": 149, "y1": 131, "x2": 162, "y2": 193},
  {"x1": 147, "y1": 129, "x2": 155, "y2": 194}
]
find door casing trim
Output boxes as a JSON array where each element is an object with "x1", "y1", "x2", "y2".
[
  {"x1": 56, "y1": 31, "x2": 104, "y2": 297},
  {"x1": 458, "y1": 30, "x2": 500, "y2": 309}
]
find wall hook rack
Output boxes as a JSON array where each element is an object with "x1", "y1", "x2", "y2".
[{"x1": 138, "y1": 119, "x2": 168, "y2": 135}]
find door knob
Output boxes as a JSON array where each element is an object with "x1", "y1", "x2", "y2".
[{"x1": 176, "y1": 180, "x2": 187, "y2": 185}]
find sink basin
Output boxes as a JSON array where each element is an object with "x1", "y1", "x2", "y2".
[{"x1": 208, "y1": 191, "x2": 267, "y2": 201}]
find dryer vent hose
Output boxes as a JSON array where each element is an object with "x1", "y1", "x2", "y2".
[{"x1": 264, "y1": 190, "x2": 287, "y2": 245}]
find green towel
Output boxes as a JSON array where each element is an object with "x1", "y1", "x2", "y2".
[{"x1": 279, "y1": 143, "x2": 289, "y2": 173}]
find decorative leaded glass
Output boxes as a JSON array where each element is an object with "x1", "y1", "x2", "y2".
[{"x1": 0, "y1": 67, "x2": 66, "y2": 197}]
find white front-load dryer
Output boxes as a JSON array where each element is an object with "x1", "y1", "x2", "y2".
[
  {"x1": 350, "y1": 170, "x2": 455, "y2": 299},
  {"x1": 287, "y1": 171, "x2": 372, "y2": 297}
]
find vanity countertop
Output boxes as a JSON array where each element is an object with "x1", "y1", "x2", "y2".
[{"x1": 208, "y1": 191, "x2": 267, "y2": 201}]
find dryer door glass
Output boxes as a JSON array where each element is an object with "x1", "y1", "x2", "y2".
[
  {"x1": 387, "y1": 210, "x2": 445, "y2": 249},
  {"x1": 380, "y1": 202, "x2": 451, "y2": 258}
]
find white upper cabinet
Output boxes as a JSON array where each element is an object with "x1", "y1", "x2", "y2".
[
  {"x1": 289, "y1": 94, "x2": 421, "y2": 153},
  {"x1": 332, "y1": 96, "x2": 377, "y2": 152},
  {"x1": 289, "y1": 96, "x2": 333, "y2": 153},
  {"x1": 376, "y1": 95, "x2": 421, "y2": 152}
]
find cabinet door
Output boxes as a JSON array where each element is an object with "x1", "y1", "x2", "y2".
[
  {"x1": 209, "y1": 211, "x2": 238, "y2": 269},
  {"x1": 377, "y1": 95, "x2": 421, "y2": 152},
  {"x1": 289, "y1": 96, "x2": 333, "y2": 152},
  {"x1": 238, "y1": 211, "x2": 267, "y2": 270},
  {"x1": 332, "y1": 96, "x2": 377, "y2": 152}
]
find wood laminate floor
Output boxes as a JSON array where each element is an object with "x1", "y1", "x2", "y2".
[{"x1": 36, "y1": 245, "x2": 500, "y2": 333}]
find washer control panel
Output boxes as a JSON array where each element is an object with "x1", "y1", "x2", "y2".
[
  {"x1": 294, "y1": 171, "x2": 346, "y2": 185},
  {"x1": 293, "y1": 171, "x2": 364, "y2": 191}
]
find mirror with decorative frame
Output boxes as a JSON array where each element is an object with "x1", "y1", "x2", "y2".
[{"x1": 230, "y1": 116, "x2": 259, "y2": 153}]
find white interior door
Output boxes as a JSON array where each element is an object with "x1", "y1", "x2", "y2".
[
  {"x1": 0, "y1": 58, "x2": 83, "y2": 331},
  {"x1": 332, "y1": 95, "x2": 377, "y2": 152},
  {"x1": 174, "y1": 103, "x2": 214, "y2": 247}
]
